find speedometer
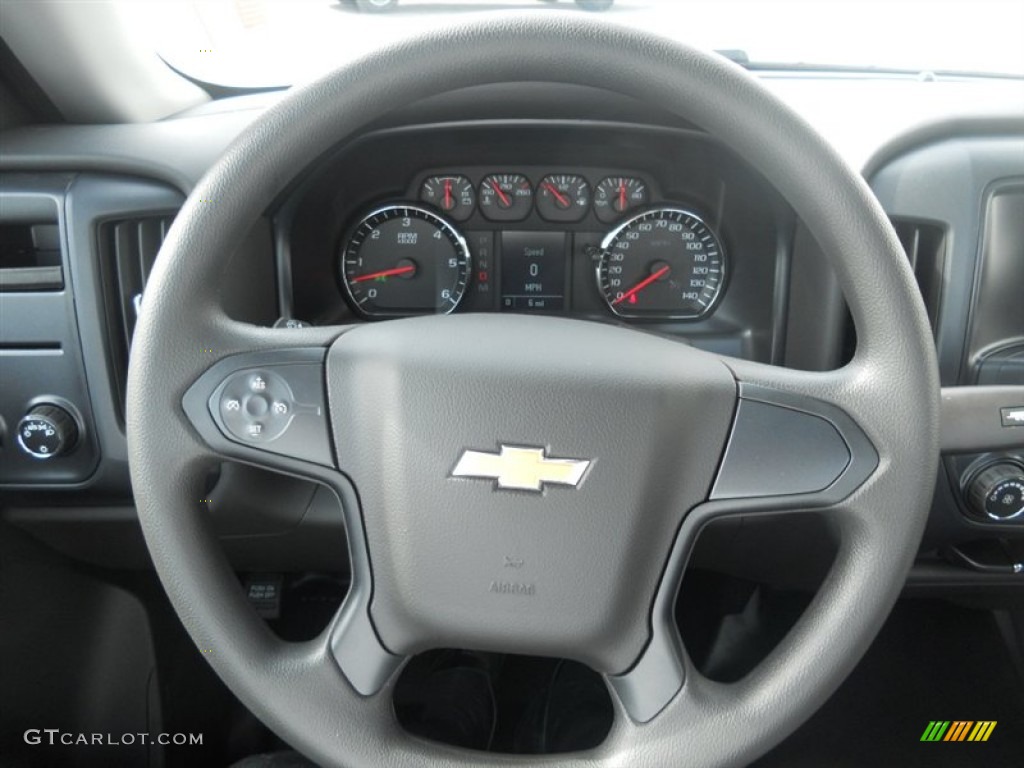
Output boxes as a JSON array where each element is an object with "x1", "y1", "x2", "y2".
[
  {"x1": 597, "y1": 207, "x2": 726, "y2": 319},
  {"x1": 340, "y1": 205, "x2": 470, "y2": 318}
]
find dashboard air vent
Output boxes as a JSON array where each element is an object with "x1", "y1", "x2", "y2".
[
  {"x1": 890, "y1": 217, "x2": 947, "y2": 334},
  {"x1": 99, "y1": 213, "x2": 176, "y2": 414}
]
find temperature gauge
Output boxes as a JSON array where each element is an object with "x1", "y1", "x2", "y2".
[{"x1": 479, "y1": 173, "x2": 533, "y2": 221}]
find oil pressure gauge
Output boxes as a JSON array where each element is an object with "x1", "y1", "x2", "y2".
[{"x1": 594, "y1": 176, "x2": 648, "y2": 223}]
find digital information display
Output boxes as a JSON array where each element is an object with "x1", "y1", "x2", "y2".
[{"x1": 500, "y1": 232, "x2": 567, "y2": 312}]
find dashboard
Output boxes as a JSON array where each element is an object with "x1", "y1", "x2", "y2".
[{"x1": 0, "y1": 77, "x2": 1022, "y2": 579}]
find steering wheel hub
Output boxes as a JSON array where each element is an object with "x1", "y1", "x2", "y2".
[{"x1": 328, "y1": 314, "x2": 736, "y2": 672}]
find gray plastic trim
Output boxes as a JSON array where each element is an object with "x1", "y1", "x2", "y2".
[
  {"x1": 0, "y1": 265, "x2": 63, "y2": 291},
  {"x1": 711, "y1": 383, "x2": 878, "y2": 506},
  {"x1": 712, "y1": 399, "x2": 851, "y2": 499},
  {"x1": 965, "y1": 180, "x2": 1024, "y2": 380},
  {"x1": 611, "y1": 380, "x2": 879, "y2": 724},
  {"x1": 605, "y1": 518, "x2": 690, "y2": 723},
  {"x1": 941, "y1": 386, "x2": 1024, "y2": 452},
  {"x1": 861, "y1": 115, "x2": 1024, "y2": 181},
  {"x1": 63, "y1": 174, "x2": 185, "y2": 493},
  {"x1": 0, "y1": 173, "x2": 102, "y2": 487},
  {"x1": 870, "y1": 134, "x2": 1024, "y2": 386}
]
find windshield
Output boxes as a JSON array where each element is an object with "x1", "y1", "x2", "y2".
[{"x1": 144, "y1": 0, "x2": 1024, "y2": 88}]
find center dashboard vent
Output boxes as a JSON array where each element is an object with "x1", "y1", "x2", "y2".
[
  {"x1": 98, "y1": 213, "x2": 177, "y2": 416},
  {"x1": 890, "y1": 216, "x2": 947, "y2": 334}
]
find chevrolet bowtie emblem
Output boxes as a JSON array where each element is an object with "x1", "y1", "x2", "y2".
[{"x1": 451, "y1": 445, "x2": 591, "y2": 492}]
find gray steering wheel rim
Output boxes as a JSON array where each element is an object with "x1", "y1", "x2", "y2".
[{"x1": 127, "y1": 13, "x2": 939, "y2": 768}]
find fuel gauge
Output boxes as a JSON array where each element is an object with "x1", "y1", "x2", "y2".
[{"x1": 536, "y1": 174, "x2": 591, "y2": 222}]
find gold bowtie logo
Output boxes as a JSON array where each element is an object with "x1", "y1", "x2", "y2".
[{"x1": 451, "y1": 445, "x2": 591, "y2": 492}]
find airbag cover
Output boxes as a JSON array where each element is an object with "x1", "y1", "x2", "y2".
[{"x1": 327, "y1": 314, "x2": 735, "y2": 673}]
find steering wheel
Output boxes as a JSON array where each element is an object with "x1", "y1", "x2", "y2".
[{"x1": 128, "y1": 15, "x2": 939, "y2": 768}]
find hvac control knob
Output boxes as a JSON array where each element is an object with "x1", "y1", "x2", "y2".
[
  {"x1": 16, "y1": 404, "x2": 80, "y2": 459},
  {"x1": 967, "y1": 463, "x2": 1024, "y2": 521}
]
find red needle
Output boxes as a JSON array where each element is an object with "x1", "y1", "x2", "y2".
[
  {"x1": 618, "y1": 180, "x2": 627, "y2": 211},
  {"x1": 490, "y1": 179, "x2": 512, "y2": 207},
  {"x1": 443, "y1": 179, "x2": 453, "y2": 209},
  {"x1": 352, "y1": 265, "x2": 415, "y2": 283},
  {"x1": 612, "y1": 265, "x2": 670, "y2": 306},
  {"x1": 542, "y1": 182, "x2": 570, "y2": 208}
]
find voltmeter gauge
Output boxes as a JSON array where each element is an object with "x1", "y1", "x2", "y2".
[{"x1": 419, "y1": 175, "x2": 475, "y2": 221}]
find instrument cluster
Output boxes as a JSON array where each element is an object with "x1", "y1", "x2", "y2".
[{"x1": 338, "y1": 168, "x2": 727, "y2": 321}]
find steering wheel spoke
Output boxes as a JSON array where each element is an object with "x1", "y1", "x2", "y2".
[
  {"x1": 180, "y1": 320, "x2": 408, "y2": 698},
  {"x1": 707, "y1": 358, "x2": 880, "y2": 517},
  {"x1": 607, "y1": 353, "x2": 882, "y2": 725},
  {"x1": 181, "y1": 321, "x2": 353, "y2": 473},
  {"x1": 605, "y1": 508, "x2": 694, "y2": 724}
]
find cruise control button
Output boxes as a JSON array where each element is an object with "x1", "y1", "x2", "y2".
[
  {"x1": 247, "y1": 396, "x2": 270, "y2": 417},
  {"x1": 216, "y1": 369, "x2": 295, "y2": 444},
  {"x1": 187, "y1": 352, "x2": 333, "y2": 468}
]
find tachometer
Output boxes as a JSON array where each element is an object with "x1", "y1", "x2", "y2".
[
  {"x1": 341, "y1": 205, "x2": 470, "y2": 318},
  {"x1": 597, "y1": 207, "x2": 725, "y2": 319}
]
